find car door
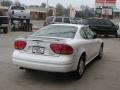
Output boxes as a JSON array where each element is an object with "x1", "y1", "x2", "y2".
[
  {"x1": 87, "y1": 28, "x2": 100, "y2": 57},
  {"x1": 80, "y1": 27, "x2": 97, "y2": 62},
  {"x1": 85, "y1": 27, "x2": 100, "y2": 60},
  {"x1": 104, "y1": 20, "x2": 115, "y2": 34},
  {"x1": 92, "y1": 19, "x2": 105, "y2": 34}
]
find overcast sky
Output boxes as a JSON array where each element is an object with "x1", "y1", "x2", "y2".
[{"x1": 10, "y1": 0, "x2": 120, "y2": 8}]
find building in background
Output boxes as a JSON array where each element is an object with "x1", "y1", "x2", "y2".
[
  {"x1": 0, "y1": 4, "x2": 56, "y2": 20},
  {"x1": 27, "y1": 6, "x2": 47, "y2": 20},
  {"x1": 95, "y1": 0, "x2": 117, "y2": 19},
  {"x1": 27, "y1": 6, "x2": 56, "y2": 20},
  {"x1": 69, "y1": 6, "x2": 81, "y2": 18},
  {"x1": 70, "y1": 6, "x2": 76, "y2": 18}
]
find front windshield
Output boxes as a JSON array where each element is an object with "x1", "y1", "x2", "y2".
[
  {"x1": 33, "y1": 25, "x2": 77, "y2": 38},
  {"x1": 11, "y1": 6, "x2": 25, "y2": 10}
]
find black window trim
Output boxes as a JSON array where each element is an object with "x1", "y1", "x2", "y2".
[{"x1": 80, "y1": 27, "x2": 95, "y2": 39}]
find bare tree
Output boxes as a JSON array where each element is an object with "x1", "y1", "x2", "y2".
[
  {"x1": 56, "y1": 3, "x2": 65, "y2": 16},
  {"x1": 75, "y1": 5, "x2": 95, "y2": 18},
  {"x1": 14, "y1": 0, "x2": 21, "y2": 6},
  {"x1": 64, "y1": 7, "x2": 70, "y2": 16},
  {"x1": 40, "y1": 3, "x2": 46, "y2": 8},
  {"x1": 1, "y1": 0, "x2": 13, "y2": 6}
]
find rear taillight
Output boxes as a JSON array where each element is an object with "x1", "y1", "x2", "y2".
[
  {"x1": 14, "y1": 40, "x2": 27, "y2": 50},
  {"x1": 12, "y1": 11, "x2": 14, "y2": 15},
  {"x1": 50, "y1": 44, "x2": 73, "y2": 55}
]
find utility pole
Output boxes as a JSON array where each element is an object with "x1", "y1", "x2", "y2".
[
  {"x1": 3, "y1": 0, "x2": 4, "y2": 6},
  {"x1": 46, "y1": 0, "x2": 49, "y2": 18}
]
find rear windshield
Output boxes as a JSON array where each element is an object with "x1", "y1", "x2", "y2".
[
  {"x1": 10, "y1": 6, "x2": 25, "y2": 10},
  {"x1": 79, "y1": 19, "x2": 94, "y2": 25},
  {"x1": 54, "y1": 17, "x2": 62, "y2": 22},
  {"x1": 33, "y1": 25, "x2": 77, "y2": 38},
  {"x1": 64, "y1": 18, "x2": 70, "y2": 23}
]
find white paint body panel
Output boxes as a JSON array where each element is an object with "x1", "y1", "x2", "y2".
[
  {"x1": 12, "y1": 24, "x2": 103, "y2": 73},
  {"x1": 8, "y1": 5, "x2": 30, "y2": 19}
]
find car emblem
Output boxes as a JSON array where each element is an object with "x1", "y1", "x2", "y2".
[{"x1": 33, "y1": 40, "x2": 43, "y2": 45}]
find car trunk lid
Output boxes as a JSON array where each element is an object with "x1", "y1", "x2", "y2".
[{"x1": 20, "y1": 36, "x2": 72, "y2": 57}]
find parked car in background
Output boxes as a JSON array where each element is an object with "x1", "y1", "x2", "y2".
[
  {"x1": 8, "y1": 5, "x2": 30, "y2": 20},
  {"x1": 32, "y1": 25, "x2": 39, "y2": 32},
  {"x1": 12, "y1": 24, "x2": 103, "y2": 79},
  {"x1": 79, "y1": 18, "x2": 119, "y2": 37},
  {"x1": 0, "y1": 11, "x2": 10, "y2": 34},
  {"x1": 117, "y1": 22, "x2": 120, "y2": 35},
  {"x1": 43, "y1": 16, "x2": 77, "y2": 26}
]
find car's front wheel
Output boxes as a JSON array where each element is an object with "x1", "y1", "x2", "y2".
[
  {"x1": 97, "y1": 46, "x2": 103, "y2": 59},
  {"x1": 74, "y1": 55, "x2": 85, "y2": 79}
]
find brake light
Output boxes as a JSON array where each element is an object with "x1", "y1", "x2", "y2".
[
  {"x1": 50, "y1": 44, "x2": 73, "y2": 55},
  {"x1": 14, "y1": 40, "x2": 27, "y2": 50}
]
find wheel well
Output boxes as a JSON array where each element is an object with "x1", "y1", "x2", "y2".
[
  {"x1": 101, "y1": 43, "x2": 104, "y2": 48},
  {"x1": 81, "y1": 52, "x2": 86, "y2": 62}
]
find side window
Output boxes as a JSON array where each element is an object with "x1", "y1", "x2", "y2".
[
  {"x1": 80, "y1": 27, "x2": 88, "y2": 39},
  {"x1": 104, "y1": 20, "x2": 113, "y2": 26},
  {"x1": 80, "y1": 27, "x2": 95, "y2": 39},
  {"x1": 86, "y1": 28, "x2": 95, "y2": 39},
  {"x1": 55, "y1": 17, "x2": 62, "y2": 22},
  {"x1": 64, "y1": 18, "x2": 70, "y2": 23},
  {"x1": 95, "y1": 20, "x2": 105, "y2": 25}
]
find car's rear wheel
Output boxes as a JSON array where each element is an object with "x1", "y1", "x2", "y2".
[
  {"x1": 3, "y1": 28, "x2": 8, "y2": 34},
  {"x1": 25, "y1": 68, "x2": 34, "y2": 72},
  {"x1": 74, "y1": 55, "x2": 85, "y2": 79},
  {"x1": 97, "y1": 46, "x2": 103, "y2": 59},
  {"x1": 115, "y1": 32, "x2": 118, "y2": 38}
]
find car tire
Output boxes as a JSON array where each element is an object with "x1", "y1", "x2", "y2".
[
  {"x1": 74, "y1": 55, "x2": 85, "y2": 79},
  {"x1": 3, "y1": 28, "x2": 8, "y2": 34},
  {"x1": 97, "y1": 46, "x2": 103, "y2": 59},
  {"x1": 115, "y1": 32, "x2": 118, "y2": 38},
  {"x1": 104, "y1": 35, "x2": 108, "y2": 38},
  {"x1": 25, "y1": 68, "x2": 34, "y2": 72}
]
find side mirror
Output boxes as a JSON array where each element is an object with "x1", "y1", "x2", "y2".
[
  {"x1": 93, "y1": 34, "x2": 97, "y2": 39},
  {"x1": 93, "y1": 32, "x2": 98, "y2": 39}
]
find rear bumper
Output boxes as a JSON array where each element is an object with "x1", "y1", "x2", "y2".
[
  {"x1": 12, "y1": 58, "x2": 74, "y2": 73},
  {"x1": 12, "y1": 51, "x2": 75, "y2": 73}
]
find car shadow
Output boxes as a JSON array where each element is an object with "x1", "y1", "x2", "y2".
[
  {"x1": 85, "y1": 57, "x2": 101, "y2": 72},
  {"x1": 0, "y1": 31, "x2": 4, "y2": 34},
  {"x1": 17, "y1": 58, "x2": 102, "y2": 84},
  {"x1": 20, "y1": 69, "x2": 79, "y2": 85}
]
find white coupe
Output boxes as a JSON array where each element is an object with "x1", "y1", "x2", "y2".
[{"x1": 12, "y1": 24, "x2": 103, "y2": 78}]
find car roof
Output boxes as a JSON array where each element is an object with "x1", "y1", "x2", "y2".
[
  {"x1": 49, "y1": 24, "x2": 85, "y2": 28},
  {"x1": 48, "y1": 16, "x2": 71, "y2": 18},
  {"x1": 86, "y1": 18, "x2": 110, "y2": 21},
  {"x1": 10, "y1": 5, "x2": 25, "y2": 7}
]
